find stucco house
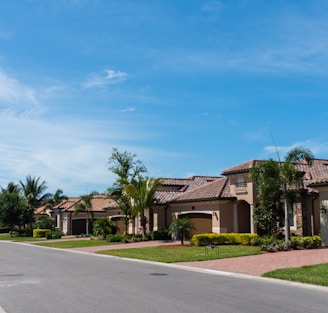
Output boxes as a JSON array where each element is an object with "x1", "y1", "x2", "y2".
[
  {"x1": 151, "y1": 159, "x2": 328, "y2": 238},
  {"x1": 308, "y1": 173, "x2": 328, "y2": 246},
  {"x1": 38, "y1": 158, "x2": 328, "y2": 238}
]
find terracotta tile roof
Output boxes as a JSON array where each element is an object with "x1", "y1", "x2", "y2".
[
  {"x1": 221, "y1": 160, "x2": 257, "y2": 175},
  {"x1": 221, "y1": 158, "x2": 328, "y2": 192},
  {"x1": 154, "y1": 176, "x2": 233, "y2": 204},
  {"x1": 170, "y1": 177, "x2": 234, "y2": 202},
  {"x1": 52, "y1": 195, "x2": 117, "y2": 212},
  {"x1": 34, "y1": 205, "x2": 47, "y2": 215}
]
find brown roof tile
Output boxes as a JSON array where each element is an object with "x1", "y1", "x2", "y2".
[
  {"x1": 53, "y1": 195, "x2": 117, "y2": 212},
  {"x1": 170, "y1": 177, "x2": 234, "y2": 202},
  {"x1": 221, "y1": 160, "x2": 256, "y2": 175}
]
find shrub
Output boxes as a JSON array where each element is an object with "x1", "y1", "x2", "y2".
[
  {"x1": 251, "y1": 235, "x2": 322, "y2": 252},
  {"x1": 34, "y1": 217, "x2": 55, "y2": 230},
  {"x1": 191, "y1": 233, "x2": 258, "y2": 246},
  {"x1": 45, "y1": 230, "x2": 62, "y2": 240},
  {"x1": 33, "y1": 229, "x2": 51, "y2": 238},
  {"x1": 148, "y1": 228, "x2": 171, "y2": 240},
  {"x1": 106, "y1": 234, "x2": 124, "y2": 242}
]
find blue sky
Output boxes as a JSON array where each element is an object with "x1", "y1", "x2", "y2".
[{"x1": 1, "y1": 0, "x2": 328, "y2": 196}]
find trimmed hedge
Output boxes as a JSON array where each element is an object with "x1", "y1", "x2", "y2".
[
  {"x1": 33, "y1": 229, "x2": 51, "y2": 238},
  {"x1": 191, "y1": 233, "x2": 258, "y2": 246}
]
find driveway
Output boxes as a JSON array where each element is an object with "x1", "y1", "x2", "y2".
[{"x1": 68, "y1": 240, "x2": 328, "y2": 276}]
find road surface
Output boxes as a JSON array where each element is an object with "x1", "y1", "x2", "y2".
[{"x1": 0, "y1": 241, "x2": 327, "y2": 313}]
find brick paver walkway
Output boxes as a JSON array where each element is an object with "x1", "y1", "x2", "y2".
[
  {"x1": 175, "y1": 248, "x2": 328, "y2": 276},
  {"x1": 69, "y1": 240, "x2": 328, "y2": 276}
]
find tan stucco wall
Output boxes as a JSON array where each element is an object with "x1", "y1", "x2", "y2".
[{"x1": 314, "y1": 186, "x2": 328, "y2": 246}]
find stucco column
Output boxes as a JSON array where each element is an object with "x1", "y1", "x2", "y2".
[
  {"x1": 320, "y1": 200, "x2": 328, "y2": 246},
  {"x1": 233, "y1": 204, "x2": 238, "y2": 232},
  {"x1": 250, "y1": 204, "x2": 256, "y2": 234}
]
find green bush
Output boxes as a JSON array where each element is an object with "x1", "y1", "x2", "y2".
[
  {"x1": 148, "y1": 228, "x2": 171, "y2": 240},
  {"x1": 106, "y1": 234, "x2": 124, "y2": 242},
  {"x1": 33, "y1": 229, "x2": 51, "y2": 238},
  {"x1": 0, "y1": 227, "x2": 10, "y2": 234},
  {"x1": 251, "y1": 235, "x2": 322, "y2": 252},
  {"x1": 45, "y1": 230, "x2": 62, "y2": 240},
  {"x1": 191, "y1": 233, "x2": 258, "y2": 246}
]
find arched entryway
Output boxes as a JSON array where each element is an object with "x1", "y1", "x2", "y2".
[{"x1": 236, "y1": 200, "x2": 251, "y2": 233}]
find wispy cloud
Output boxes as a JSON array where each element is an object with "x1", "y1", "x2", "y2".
[
  {"x1": 121, "y1": 107, "x2": 136, "y2": 113},
  {"x1": 202, "y1": 1, "x2": 222, "y2": 19},
  {"x1": 83, "y1": 69, "x2": 127, "y2": 88},
  {"x1": 0, "y1": 69, "x2": 42, "y2": 114}
]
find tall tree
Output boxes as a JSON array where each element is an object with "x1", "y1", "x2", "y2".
[
  {"x1": 107, "y1": 187, "x2": 131, "y2": 234},
  {"x1": 0, "y1": 183, "x2": 27, "y2": 234},
  {"x1": 108, "y1": 148, "x2": 147, "y2": 187},
  {"x1": 124, "y1": 177, "x2": 162, "y2": 237},
  {"x1": 74, "y1": 192, "x2": 98, "y2": 235},
  {"x1": 107, "y1": 148, "x2": 147, "y2": 234},
  {"x1": 47, "y1": 189, "x2": 68, "y2": 207},
  {"x1": 20, "y1": 176, "x2": 52, "y2": 230},
  {"x1": 250, "y1": 160, "x2": 282, "y2": 235},
  {"x1": 250, "y1": 146, "x2": 314, "y2": 241},
  {"x1": 280, "y1": 146, "x2": 314, "y2": 242}
]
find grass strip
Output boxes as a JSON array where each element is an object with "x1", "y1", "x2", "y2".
[
  {"x1": 35, "y1": 239, "x2": 117, "y2": 248},
  {"x1": 97, "y1": 245, "x2": 262, "y2": 263},
  {"x1": 263, "y1": 263, "x2": 328, "y2": 287}
]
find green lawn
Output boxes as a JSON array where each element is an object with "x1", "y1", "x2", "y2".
[
  {"x1": 97, "y1": 245, "x2": 262, "y2": 263},
  {"x1": 0, "y1": 233, "x2": 44, "y2": 242},
  {"x1": 36, "y1": 239, "x2": 117, "y2": 249},
  {"x1": 263, "y1": 263, "x2": 328, "y2": 287}
]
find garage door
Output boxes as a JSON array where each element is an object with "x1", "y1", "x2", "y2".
[
  {"x1": 111, "y1": 217, "x2": 125, "y2": 234},
  {"x1": 180, "y1": 213, "x2": 212, "y2": 237},
  {"x1": 72, "y1": 219, "x2": 86, "y2": 235}
]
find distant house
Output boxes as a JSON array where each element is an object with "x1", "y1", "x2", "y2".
[{"x1": 36, "y1": 158, "x2": 328, "y2": 239}]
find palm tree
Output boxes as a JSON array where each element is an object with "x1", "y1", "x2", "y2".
[
  {"x1": 44, "y1": 189, "x2": 68, "y2": 230},
  {"x1": 124, "y1": 177, "x2": 162, "y2": 237},
  {"x1": 48, "y1": 189, "x2": 68, "y2": 207},
  {"x1": 280, "y1": 146, "x2": 314, "y2": 242},
  {"x1": 74, "y1": 192, "x2": 98, "y2": 236},
  {"x1": 93, "y1": 217, "x2": 117, "y2": 239},
  {"x1": 169, "y1": 217, "x2": 194, "y2": 245},
  {"x1": 20, "y1": 176, "x2": 52, "y2": 230},
  {"x1": 250, "y1": 146, "x2": 314, "y2": 241}
]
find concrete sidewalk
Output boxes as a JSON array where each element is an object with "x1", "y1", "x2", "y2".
[{"x1": 68, "y1": 240, "x2": 328, "y2": 276}]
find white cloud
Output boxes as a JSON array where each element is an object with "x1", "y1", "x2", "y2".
[
  {"x1": 0, "y1": 69, "x2": 43, "y2": 115},
  {"x1": 0, "y1": 108, "x2": 155, "y2": 196},
  {"x1": 202, "y1": 1, "x2": 222, "y2": 17},
  {"x1": 83, "y1": 69, "x2": 127, "y2": 88},
  {"x1": 121, "y1": 107, "x2": 136, "y2": 112}
]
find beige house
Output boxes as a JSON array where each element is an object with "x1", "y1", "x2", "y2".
[
  {"x1": 151, "y1": 159, "x2": 328, "y2": 238},
  {"x1": 43, "y1": 195, "x2": 121, "y2": 235},
  {"x1": 38, "y1": 158, "x2": 328, "y2": 239},
  {"x1": 308, "y1": 173, "x2": 328, "y2": 246}
]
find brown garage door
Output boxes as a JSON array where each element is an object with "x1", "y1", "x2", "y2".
[
  {"x1": 72, "y1": 219, "x2": 86, "y2": 235},
  {"x1": 111, "y1": 217, "x2": 125, "y2": 234},
  {"x1": 180, "y1": 213, "x2": 212, "y2": 237}
]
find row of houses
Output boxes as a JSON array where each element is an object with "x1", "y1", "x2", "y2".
[{"x1": 37, "y1": 158, "x2": 328, "y2": 245}]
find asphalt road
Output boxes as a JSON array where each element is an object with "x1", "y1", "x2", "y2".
[{"x1": 0, "y1": 241, "x2": 328, "y2": 313}]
